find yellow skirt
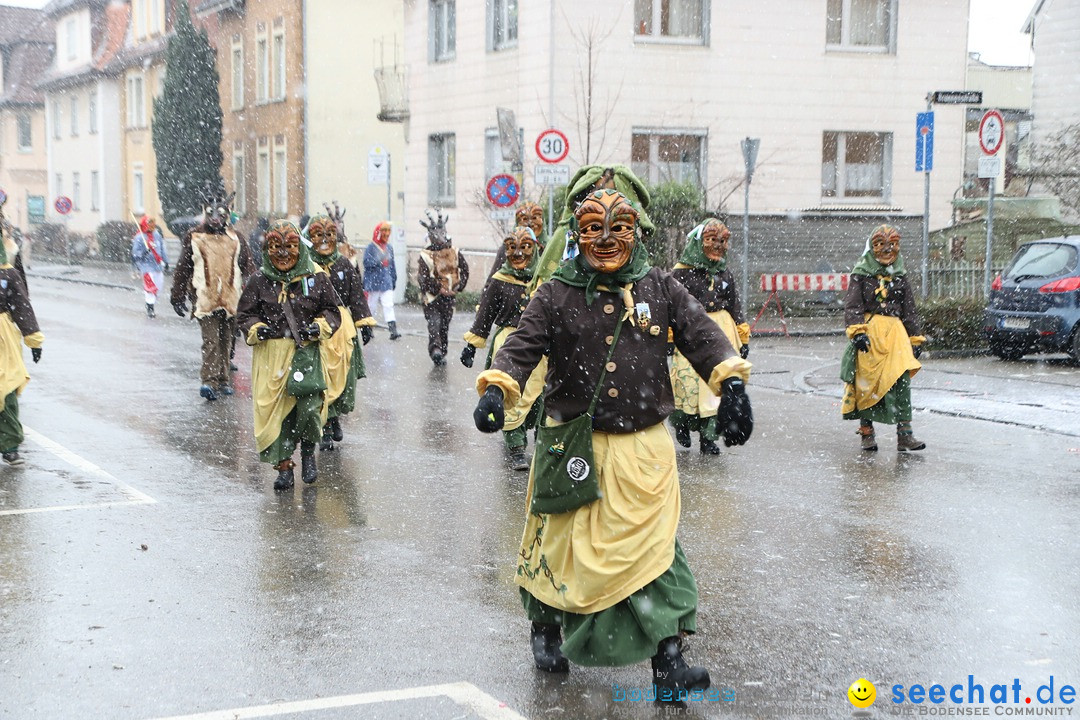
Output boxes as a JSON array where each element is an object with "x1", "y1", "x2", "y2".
[
  {"x1": 516, "y1": 422, "x2": 679, "y2": 615},
  {"x1": 842, "y1": 314, "x2": 921, "y2": 414},
  {"x1": 0, "y1": 313, "x2": 29, "y2": 398},
  {"x1": 670, "y1": 310, "x2": 738, "y2": 418},
  {"x1": 320, "y1": 306, "x2": 357, "y2": 412},
  {"x1": 490, "y1": 325, "x2": 547, "y2": 431}
]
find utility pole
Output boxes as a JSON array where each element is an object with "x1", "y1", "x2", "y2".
[{"x1": 740, "y1": 138, "x2": 760, "y2": 306}]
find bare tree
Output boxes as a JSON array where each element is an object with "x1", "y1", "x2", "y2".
[
  {"x1": 560, "y1": 14, "x2": 624, "y2": 166},
  {"x1": 1027, "y1": 123, "x2": 1080, "y2": 222}
]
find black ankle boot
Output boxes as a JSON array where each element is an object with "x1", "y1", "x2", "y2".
[
  {"x1": 146, "y1": 303, "x2": 155, "y2": 318},
  {"x1": 330, "y1": 416, "x2": 343, "y2": 442},
  {"x1": 301, "y1": 442, "x2": 317, "y2": 484},
  {"x1": 675, "y1": 425, "x2": 692, "y2": 448},
  {"x1": 320, "y1": 425, "x2": 334, "y2": 451},
  {"x1": 388, "y1": 320, "x2": 401, "y2": 340},
  {"x1": 699, "y1": 436, "x2": 721, "y2": 455},
  {"x1": 651, "y1": 636, "x2": 710, "y2": 693},
  {"x1": 530, "y1": 622, "x2": 569, "y2": 673},
  {"x1": 273, "y1": 461, "x2": 295, "y2": 491}
]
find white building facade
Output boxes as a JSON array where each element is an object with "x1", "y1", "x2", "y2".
[{"x1": 403, "y1": 0, "x2": 971, "y2": 284}]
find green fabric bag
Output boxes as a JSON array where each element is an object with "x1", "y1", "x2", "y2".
[
  {"x1": 840, "y1": 341, "x2": 857, "y2": 384},
  {"x1": 286, "y1": 342, "x2": 327, "y2": 397},
  {"x1": 530, "y1": 312, "x2": 625, "y2": 515}
]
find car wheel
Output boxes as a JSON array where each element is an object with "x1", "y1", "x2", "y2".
[
  {"x1": 990, "y1": 340, "x2": 1026, "y2": 361},
  {"x1": 1070, "y1": 327, "x2": 1080, "y2": 364}
]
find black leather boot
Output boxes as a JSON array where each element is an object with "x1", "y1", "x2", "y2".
[
  {"x1": 330, "y1": 416, "x2": 343, "y2": 442},
  {"x1": 508, "y1": 446, "x2": 530, "y2": 471},
  {"x1": 146, "y1": 303, "x2": 155, "y2": 318},
  {"x1": 273, "y1": 460, "x2": 294, "y2": 491},
  {"x1": 320, "y1": 424, "x2": 334, "y2": 451},
  {"x1": 699, "y1": 436, "x2": 721, "y2": 455},
  {"x1": 530, "y1": 622, "x2": 569, "y2": 673},
  {"x1": 675, "y1": 425, "x2": 692, "y2": 448},
  {"x1": 652, "y1": 636, "x2": 710, "y2": 693},
  {"x1": 388, "y1": 321, "x2": 401, "y2": 340},
  {"x1": 300, "y1": 442, "x2": 317, "y2": 484}
]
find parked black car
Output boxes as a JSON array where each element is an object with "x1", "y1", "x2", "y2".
[{"x1": 984, "y1": 236, "x2": 1080, "y2": 361}]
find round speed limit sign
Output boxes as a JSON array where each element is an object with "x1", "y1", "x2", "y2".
[{"x1": 535, "y1": 129, "x2": 569, "y2": 164}]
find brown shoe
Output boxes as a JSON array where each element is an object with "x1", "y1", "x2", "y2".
[
  {"x1": 857, "y1": 426, "x2": 877, "y2": 452},
  {"x1": 897, "y1": 433, "x2": 926, "y2": 452}
]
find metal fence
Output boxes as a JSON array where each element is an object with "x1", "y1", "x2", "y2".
[{"x1": 926, "y1": 260, "x2": 1005, "y2": 299}]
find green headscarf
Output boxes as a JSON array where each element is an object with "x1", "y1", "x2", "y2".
[
  {"x1": 498, "y1": 227, "x2": 540, "y2": 282},
  {"x1": 552, "y1": 239, "x2": 652, "y2": 306},
  {"x1": 304, "y1": 214, "x2": 340, "y2": 267},
  {"x1": 678, "y1": 220, "x2": 727, "y2": 273},
  {"x1": 260, "y1": 219, "x2": 317, "y2": 284}
]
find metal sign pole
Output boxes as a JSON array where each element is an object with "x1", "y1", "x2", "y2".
[
  {"x1": 739, "y1": 137, "x2": 760, "y2": 308},
  {"x1": 921, "y1": 96, "x2": 932, "y2": 300},
  {"x1": 984, "y1": 180, "x2": 995, "y2": 298},
  {"x1": 386, "y1": 153, "x2": 392, "y2": 220}
]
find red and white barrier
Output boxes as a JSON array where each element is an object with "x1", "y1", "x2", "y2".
[{"x1": 760, "y1": 273, "x2": 849, "y2": 292}]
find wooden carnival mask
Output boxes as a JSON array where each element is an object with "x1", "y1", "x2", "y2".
[
  {"x1": 307, "y1": 216, "x2": 338, "y2": 257},
  {"x1": 575, "y1": 189, "x2": 638, "y2": 274},
  {"x1": 265, "y1": 221, "x2": 301, "y2": 272},
  {"x1": 514, "y1": 202, "x2": 544, "y2": 240},
  {"x1": 701, "y1": 220, "x2": 731, "y2": 262},
  {"x1": 503, "y1": 226, "x2": 537, "y2": 271},
  {"x1": 870, "y1": 225, "x2": 901, "y2": 267},
  {"x1": 202, "y1": 187, "x2": 235, "y2": 233}
]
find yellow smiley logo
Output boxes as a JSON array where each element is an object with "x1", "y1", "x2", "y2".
[{"x1": 848, "y1": 678, "x2": 876, "y2": 708}]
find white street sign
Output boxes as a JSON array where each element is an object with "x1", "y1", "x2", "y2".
[
  {"x1": 534, "y1": 164, "x2": 569, "y2": 186},
  {"x1": 368, "y1": 146, "x2": 389, "y2": 184},
  {"x1": 978, "y1": 156, "x2": 1002, "y2": 179},
  {"x1": 489, "y1": 209, "x2": 514, "y2": 221}
]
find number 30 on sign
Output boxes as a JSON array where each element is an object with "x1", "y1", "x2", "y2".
[{"x1": 535, "y1": 129, "x2": 569, "y2": 164}]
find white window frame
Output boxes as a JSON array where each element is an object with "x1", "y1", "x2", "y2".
[
  {"x1": 232, "y1": 146, "x2": 246, "y2": 215},
  {"x1": 72, "y1": 171, "x2": 80, "y2": 211},
  {"x1": 633, "y1": 0, "x2": 711, "y2": 45},
  {"x1": 16, "y1": 113, "x2": 31, "y2": 152},
  {"x1": 821, "y1": 130, "x2": 893, "y2": 202},
  {"x1": 65, "y1": 19, "x2": 77, "y2": 60},
  {"x1": 132, "y1": 164, "x2": 145, "y2": 213},
  {"x1": 150, "y1": 0, "x2": 163, "y2": 36},
  {"x1": 51, "y1": 100, "x2": 60, "y2": 140},
  {"x1": 127, "y1": 74, "x2": 146, "y2": 128},
  {"x1": 272, "y1": 25, "x2": 286, "y2": 101},
  {"x1": 135, "y1": 0, "x2": 148, "y2": 39},
  {"x1": 487, "y1": 0, "x2": 517, "y2": 52},
  {"x1": 428, "y1": 133, "x2": 456, "y2": 206},
  {"x1": 630, "y1": 127, "x2": 708, "y2": 187},
  {"x1": 230, "y1": 36, "x2": 244, "y2": 110},
  {"x1": 272, "y1": 138, "x2": 287, "y2": 214},
  {"x1": 256, "y1": 142, "x2": 270, "y2": 214},
  {"x1": 69, "y1": 95, "x2": 78, "y2": 136},
  {"x1": 825, "y1": 0, "x2": 897, "y2": 54},
  {"x1": 90, "y1": 170, "x2": 100, "y2": 211},
  {"x1": 429, "y1": 0, "x2": 456, "y2": 63},
  {"x1": 55, "y1": 173, "x2": 63, "y2": 200},
  {"x1": 256, "y1": 32, "x2": 269, "y2": 104},
  {"x1": 88, "y1": 89, "x2": 97, "y2": 134}
]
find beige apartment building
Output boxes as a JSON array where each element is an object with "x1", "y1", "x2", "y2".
[
  {"x1": 196, "y1": 0, "x2": 305, "y2": 239},
  {"x1": 0, "y1": 7, "x2": 53, "y2": 230},
  {"x1": 403, "y1": 0, "x2": 972, "y2": 290}
]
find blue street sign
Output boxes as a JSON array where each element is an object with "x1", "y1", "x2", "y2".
[{"x1": 916, "y1": 111, "x2": 934, "y2": 172}]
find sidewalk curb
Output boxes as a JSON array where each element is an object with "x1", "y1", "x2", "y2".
[{"x1": 28, "y1": 271, "x2": 135, "y2": 292}]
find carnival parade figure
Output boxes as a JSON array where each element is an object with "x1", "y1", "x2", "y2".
[
  {"x1": 363, "y1": 220, "x2": 400, "y2": 340},
  {"x1": 669, "y1": 219, "x2": 751, "y2": 455},
  {"x1": 487, "y1": 201, "x2": 548, "y2": 281},
  {"x1": 131, "y1": 215, "x2": 169, "y2": 319},
  {"x1": 473, "y1": 188, "x2": 753, "y2": 694},
  {"x1": 417, "y1": 210, "x2": 469, "y2": 365},
  {"x1": 0, "y1": 199, "x2": 42, "y2": 466},
  {"x1": 461, "y1": 226, "x2": 545, "y2": 471},
  {"x1": 236, "y1": 220, "x2": 341, "y2": 490},
  {"x1": 307, "y1": 213, "x2": 376, "y2": 450},
  {"x1": 170, "y1": 187, "x2": 255, "y2": 400},
  {"x1": 841, "y1": 224, "x2": 927, "y2": 452}
]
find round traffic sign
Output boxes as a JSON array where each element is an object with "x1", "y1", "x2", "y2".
[
  {"x1": 54, "y1": 195, "x2": 73, "y2": 215},
  {"x1": 535, "y1": 129, "x2": 569, "y2": 164},
  {"x1": 979, "y1": 110, "x2": 1005, "y2": 156},
  {"x1": 486, "y1": 174, "x2": 520, "y2": 208}
]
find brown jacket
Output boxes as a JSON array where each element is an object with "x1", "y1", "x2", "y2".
[
  {"x1": 844, "y1": 272, "x2": 922, "y2": 336},
  {"x1": 0, "y1": 267, "x2": 38, "y2": 336},
  {"x1": 326, "y1": 256, "x2": 372, "y2": 322},
  {"x1": 491, "y1": 268, "x2": 738, "y2": 433},
  {"x1": 171, "y1": 225, "x2": 255, "y2": 316},
  {"x1": 671, "y1": 266, "x2": 745, "y2": 323},
  {"x1": 236, "y1": 271, "x2": 342, "y2": 341},
  {"x1": 468, "y1": 274, "x2": 529, "y2": 340}
]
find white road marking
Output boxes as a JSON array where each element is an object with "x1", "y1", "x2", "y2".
[
  {"x1": 148, "y1": 682, "x2": 528, "y2": 720},
  {"x1": 0, "y1": 426, "x2": 156, "y2": 516}
]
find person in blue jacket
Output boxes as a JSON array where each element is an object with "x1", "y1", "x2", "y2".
[
  {"x1": 363, "y1": 221, "x2": 400, "y2": 340},
  {"x1": 131, "y1": 215, "x2": 169, "y2": 318}
]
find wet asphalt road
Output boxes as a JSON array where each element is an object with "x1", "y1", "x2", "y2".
[{"x1": 1, "y1": 272, "x2": 1078, "y2": 720}]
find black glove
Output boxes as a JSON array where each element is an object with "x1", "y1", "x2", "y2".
[
  {"x1": 460, "y1": 345, "x2": 477, "y2": 368},
  {"x1": 852, "y1": 333, "x2": 871, "y2": 353},
  {"x1": 474, "y1": 386, "x2": 505, "y2": 433},
  {"x1": 740, "y1": 344, "x2": 750, "y2": 360},
  {"x1": 361, "y1": 326, "x2": 374, "y2": 345},
  {"x1": 666, "y1": 343, "x2": 675, "y2": 357},
  {"x1": 912, "y1": 345, "x2": 922, "y2": 359},
  {"x1": 172, "y1": 301, "x2": 188, "y2": 317},
  {"x1": 298, "y1": 323, "x2": 320, "y2": 342},
  {"x1": 717, "y1": 377, "x2": 753, "y2": 447},
  {"x1": 164, "y1": 263, "x2": 170, "y2": 273},
  {"x1": 255, "y1": 325, "x2": 278, "y2": 342},
  {"x1": 31, "y1": 347, "x2": 41, "y2": 363}
]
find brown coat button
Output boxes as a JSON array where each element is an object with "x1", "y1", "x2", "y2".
[
  {"x1": 605, "y1": 335, "x2": 614, "y2": 345},
  {"x1": 607, "y1": 387, "x2": 619, "y2": 398},
  {"x1": 605, "y1": 361, "x2": 617, "y2": 372},
  {"x1": 603, "y1": 304, "x2": 615, "y2": 314}
]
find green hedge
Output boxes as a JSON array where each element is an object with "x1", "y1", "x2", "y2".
[
  {"x1": 96, "y1": 221, "x2": 138, "y2": 263},
  {"x1": 917, "y1": 298, "x2": 986, "y2": 351}
]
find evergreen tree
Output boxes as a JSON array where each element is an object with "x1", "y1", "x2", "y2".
[{"x1": 152, "y1": 0, "x2": 223, "y2": 237}]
